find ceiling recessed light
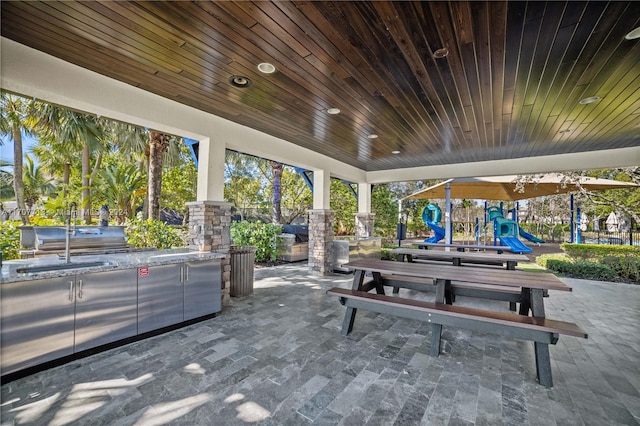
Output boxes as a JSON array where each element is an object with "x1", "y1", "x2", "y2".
[
  {"x1": 392, "y1": 150, "x2": 401, "y2": 154},
  {"x1": 229, "y1": 75, "x2": 251, "y2": 88},
  {"x1": 327, "y1": 108, "x2": 340, "y2": 115},
  {"x1": 559, "y1": 129, "x2": 572, "y2": 134},
  {"x1": 433, "y1": 48, "x2": 449, "y2": 59},
  {"x1": 579, "y1": 96, "x2": 601, "y2": 105},
  {"x1": 257, "y1": 63, "x2": 276, "y2": 74},
  {"x1": 367, "y1": 134, "x2": 378, "y2": 139},
  {"x1": 625, "y1": 27, "x2": 640, "y2": 40}
]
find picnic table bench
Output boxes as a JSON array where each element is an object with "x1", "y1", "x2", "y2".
[
  {"x1": 328, "y1": 259, "x2": 587, "y2": 387},
  {"x1": 391, "y1": 247, "x2": 529, "y2": 270},
  {"x1": 412, "y1": 242, "x2": 511, "y2": 253},
  {"x1": 381, "y1": 273, "x2": 523, "y2": 311}
]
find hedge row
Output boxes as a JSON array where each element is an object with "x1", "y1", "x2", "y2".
[
  {"x1": 537, "y1": 252, "x2": 640, "y2": 283},
  {"x1": 560, "y1": 243, "x2": 640, "y2": 261}
]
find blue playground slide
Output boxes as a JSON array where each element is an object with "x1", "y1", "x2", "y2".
[
  {"x1": 487, "y1": 206, "x2": 533, "y2": 253},
  {"x1": 519, "y1": 228, "x2": 545, "y2": 244},
  {"x1": 499, "y1": 236, "x2": 532, "y2": 253},
  {"x1": 422, "y1": 204, "x2": 446, "y2": 243}
]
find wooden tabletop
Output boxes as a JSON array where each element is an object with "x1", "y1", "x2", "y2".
[
  {"x1": 342, "y1": 259, "x2": 571, "y2": 292},
  {"x1": 391, "y1": 248, "x2": 529, "y2": 263}
]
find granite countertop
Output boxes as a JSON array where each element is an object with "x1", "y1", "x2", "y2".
[{"x1": 1, "y1": 249, "x2": 227, "y2": 284}]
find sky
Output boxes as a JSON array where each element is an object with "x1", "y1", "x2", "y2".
[{"x1": 0, "y1": 132, "x2": 39, "y2": 170}]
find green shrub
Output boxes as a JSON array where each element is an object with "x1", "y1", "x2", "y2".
[
  {"x1": 125, "y1": 218, "x2": 184, "y2": 249},
  {"x1": 561, "y1": 243, "x2": 640, "y2": 261},
  {"x1": 381, "y1": 246, "x2": 394, "y2": 260},
  {"x1": 601, "y1": 256, "x2": 640, "y2": 283},
  {"x1": 544, "y1": 258, "x2": 572, "y2": 275},
  {"x1": 571, "y1": 260, "x2": 618, "y2": 281},
  {"x1": 230, "y1": 221, "x2": 282, "y2": 262},
  {"x1": 545, "y1": 258, "x2": 617, "y2": 281},
  {"x1": 0, "y1": 221, "x2": 21, "y2": 260},
  {"x1": 170, "y1": 225, "x2": 190, "y2": 247},
  {"x1": 536, "y1": 253, "x2": 568, "y2": 269}
]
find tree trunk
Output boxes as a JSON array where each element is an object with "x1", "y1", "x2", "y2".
[
  {"x1": 147, "y1": 131, "x2": 169, "y2": 220},
  {"x1": 182, "y1": 208, "x2": 189, "y2": 226},
  {"x1": 140, "y1": 157, "x2": 149, "y2": 220},
  {"x1": 62, "y1": 161, "x2": 70, "y2": 199},
  {"x1": 82, "y1": 142, "x2": 91, "y2": 224},
  {"x1": 272, "y1": 161, "x2": 283, "y2": 224},
  {"x1": 11, "y1": 127, "x2": 28, "y2": 224}
]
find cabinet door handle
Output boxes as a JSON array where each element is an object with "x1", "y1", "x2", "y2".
[
  {"x1": 78, "y1": 279, "x2": 83, "y2": 299},
  {"x1": 180, "y1": 265, "x2": 184, "y2": 283},
  {"x1": 69, "y1": 280, "x2": 74, "y2": 301},
  {"x1": 185, "y1": 265, "x2": 189, "y2": 282}
]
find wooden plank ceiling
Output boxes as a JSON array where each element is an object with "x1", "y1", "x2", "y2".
[{"x1": 2, "y1": 1, "x2": 639, "y2": 172}]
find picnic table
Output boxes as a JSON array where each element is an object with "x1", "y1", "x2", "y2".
[
  {"x1": 391, "y1": 247, "x2": 529, "y2": 270},
  {"x1": 343, "y1": 258, "x2": 566, "y2": 316},
  {"x1": 327, "y1": 258, "x2": 587, "y2": 387},
  {"x1": 412, "y1": 242, "x2": 511, "y2": 253}
]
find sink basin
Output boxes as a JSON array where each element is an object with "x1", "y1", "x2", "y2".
[{"x1": 15, "y1": 261, "x2": 114, "y2": 274}]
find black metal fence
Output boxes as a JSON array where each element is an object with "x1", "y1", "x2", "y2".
[{"x1": 578, "y1": 230, "x2": 640, "y2": 246}]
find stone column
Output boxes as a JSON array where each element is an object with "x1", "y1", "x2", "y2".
[
  {"x1": 355, "y1": 213, "x2": 375, "y2": 239},
  {"x1": 187, "y1": 201, "x2": 232, "y2": 305},
  {"x1": 308, "y1": 209, "x2": 335, "y2": 275}
]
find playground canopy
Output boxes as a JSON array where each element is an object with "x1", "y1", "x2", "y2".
[{"x1": 403, "y1": 174, "x2": 639, "y2": 202}]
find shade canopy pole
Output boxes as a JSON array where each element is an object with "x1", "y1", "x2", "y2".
[{"x1": 445, "y1": 183, "x2": 452, "y2": 249}]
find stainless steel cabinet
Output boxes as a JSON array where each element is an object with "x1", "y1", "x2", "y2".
[
  {"x1": 1, "y1": 276, "x2": 75, "y2": 376},
  {"x1": 137, "y1": 264, "x2": 183, "y2": 334},
  {"x1": 138, "y1": 259, "x2": 222, "y2": 332},
  {"x1": 184, "y1": 259, "x2": 221, "y2": 320},
  {"x1": 1, "y1": 269, "x2": 139, "y2": 375},
  {"x1": 1, "y1": 257, "x2": 223, "y2": 376},
  {"x1": 74, "y1": 269, "x2": 138, "y2": 352}
]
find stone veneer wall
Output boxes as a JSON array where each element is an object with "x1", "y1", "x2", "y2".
[
  {"x1": 355, "y1": 213, "x2": 375, "y2": 239},
  {"x1": 187, "y1": 201, "x2": 232, "y2": 305},
  {"x1": 308, "y1": 209, "x2": 335, "y2": 275}
]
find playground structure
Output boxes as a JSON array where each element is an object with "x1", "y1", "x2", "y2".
[
  {"x1": 420, "y1": 203, "x2": 545, "y2": 254},
  {"x1": 404, "y1": 174, "x2": 638, "y2": 248},
  {"x1": 421, "y1": 204, "x2": 446, "y2": 243},
  {"x1": 486, "y1": 206, "x2": 535, "y2": 253}
]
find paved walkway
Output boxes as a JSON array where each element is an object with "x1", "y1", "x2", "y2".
[{"x1": 1, "y1": 263, "x2": 639, "y2": 425}]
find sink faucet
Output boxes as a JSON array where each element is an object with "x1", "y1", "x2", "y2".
[{"x1": 64, "y1": 202, "x2": 77, "y2": 264}]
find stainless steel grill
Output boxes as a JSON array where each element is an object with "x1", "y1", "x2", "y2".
[{"x1": 20, "y1": 226, "x2": 146, "y2": 257}]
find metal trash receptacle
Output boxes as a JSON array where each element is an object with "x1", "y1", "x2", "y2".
[{"x1": 230, "y1": 245, "x2": 256, "y2": 297}]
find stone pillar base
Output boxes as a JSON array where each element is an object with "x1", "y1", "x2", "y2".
[
  {"x1": 187, "y1": 201, "x2": 232, "y2": 305},
  {"x1": 308, "y1": 209, "x2": 335, "y2": 275},
  {"x1": 355, "y1": 213, "x2": 375, "y2": 239}
]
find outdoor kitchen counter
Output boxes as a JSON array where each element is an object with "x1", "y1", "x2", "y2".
[
  {"x1": 1, "y1": 248, "x2": 227, "y2": 377},
  {"x1": 1, "y1": 249, "x2": 227, "y2": 283}
]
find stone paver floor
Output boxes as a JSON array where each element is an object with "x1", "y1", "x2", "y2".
[{"x1": 1, "y1": 263, "x2": 639, "y2": 425}]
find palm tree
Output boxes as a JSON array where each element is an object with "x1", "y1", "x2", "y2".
[
  {"x1": 95, "y1": 163, "x2": 146, "y2": 224},
  {"x1": 109, "y1": 122, "x2": 182, "y2": 220},
  {"x1": 22, "y1": 154, "x2": 55, "y2": 209},
  {"x1": 147, "y1": 131, "x2": 170, "y2": 220},
  {"x1": 0, "y1": 92, "x2": 37, "y2": 224},
  {"x1": 31, "y1": 132, "x2": 75, "y2": 199},
  {"x1": 35, "y1": 104, "x2": 105, "y2": 224},
  {"x1": 0, "y1": 159, "x2": 15, "y2": 200}
]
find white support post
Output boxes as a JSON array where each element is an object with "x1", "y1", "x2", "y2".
[
  {"x1": 313, "y1": 169, "x2": 331, "y2": 210},
  {"x1": 357, "y1": 183, "x2": 371, "y2": 213},
  {"x1": 196, "y1": 137, "x2": 225, "y2": 202},
  {"x1": 355, "y1": 183, "x2": 374, "y2": 239}
]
